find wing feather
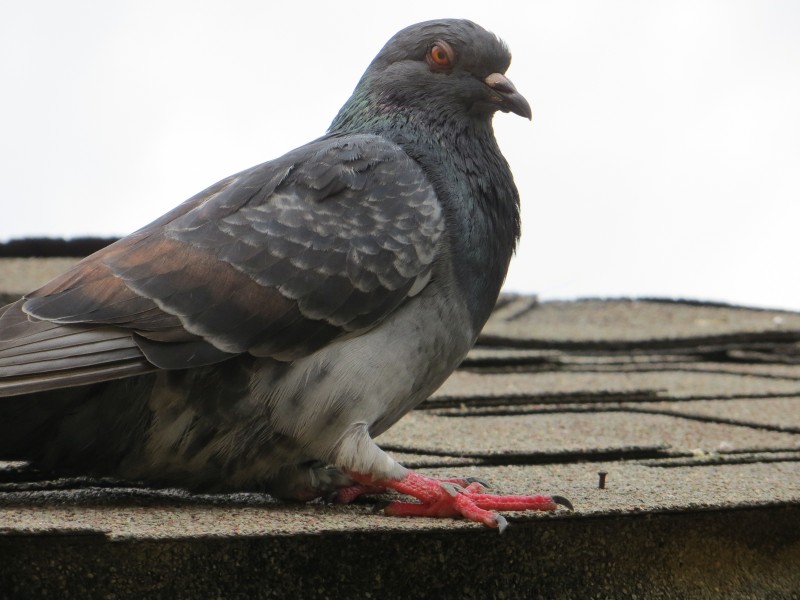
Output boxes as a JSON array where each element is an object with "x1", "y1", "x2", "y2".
[
  {"x1": 0, "y1": 133, "x2": 443, "y2": 395},
  {"x1": 0, "y1": 300, "x2": 154, "y2": 397}
]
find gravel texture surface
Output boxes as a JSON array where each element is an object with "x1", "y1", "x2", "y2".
[{"x1": 2, "y1": 259, "x2": 799, "y2": 598}]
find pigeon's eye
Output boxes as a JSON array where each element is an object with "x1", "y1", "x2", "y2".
[{"x1": 427, "y1": 42, "x2": 454, "y2": 70}]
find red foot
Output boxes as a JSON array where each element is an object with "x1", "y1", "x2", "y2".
[
  {"x1": 334, "y1": 475, "x2": 485, "y2": 504},
  {"x1": 338, "y1": 471, "x2": 572, "y2": 532}
]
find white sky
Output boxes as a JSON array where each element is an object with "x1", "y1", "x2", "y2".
[{"x1": 1, "y1": 1, "x2": 799, "y2": 310}]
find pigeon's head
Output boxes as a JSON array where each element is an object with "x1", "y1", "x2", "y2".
[{"x1": 331, "y1": 19, "x2": 531, "y2": 131}]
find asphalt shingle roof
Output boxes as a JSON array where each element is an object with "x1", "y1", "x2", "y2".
[{"x1": 1, "y1": 259, "x2": 799, "y2": 598}]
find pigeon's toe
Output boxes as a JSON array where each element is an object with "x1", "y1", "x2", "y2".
[{"x1": 348, "y1": 471, "x2": 571, "y2": 531}]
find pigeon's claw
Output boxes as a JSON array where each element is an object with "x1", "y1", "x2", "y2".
[
  {"x1": 439, "y1": 476, "x2": 491, "y2": 491},
  {"x1": 495, "y1": 514, "x2": 508, "y2": 534},
  {"x1": 464, "y1": 476, "x2": 491, "y2": 489},
  {"x1": 440, "y1": 482, "x2": 462, "y2": 497},
  {"x1": 343, "y1": 471, "x2": 570, "y2": 531},
  {"x1": 552, "y1": 495, "x2": 575, "y2": 511}
]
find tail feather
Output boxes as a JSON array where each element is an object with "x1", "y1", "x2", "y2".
[
  {"x1": 0, "y1": 374, "x2": 156, "y2": 472},
  {"x1": 0, "y1": 299, "x2": 155, "y2": 397}
]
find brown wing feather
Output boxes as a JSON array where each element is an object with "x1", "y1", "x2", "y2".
[{"x1": 0, "y1": 300, "x2": 155, "y2": 397}]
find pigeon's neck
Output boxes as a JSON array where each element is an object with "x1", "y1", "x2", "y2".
[{"x1": 330, "y1": 101, "x2": 521, "y2": 331}]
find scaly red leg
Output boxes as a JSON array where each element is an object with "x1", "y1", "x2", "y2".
[
  {"x1": 334, "y1": 475, "x2": 488, "y2": 504},
  {"x1": 338, "y1": 471, "x2": 572, "y2": 532}
]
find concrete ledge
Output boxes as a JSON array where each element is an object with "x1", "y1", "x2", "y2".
[{"x1": 1, "y1": 505, "x2": 798, "y2": 599}]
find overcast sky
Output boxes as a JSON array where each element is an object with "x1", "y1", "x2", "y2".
[{"x1": 1, "y1": 1, "x2": 799, "y2": 310}]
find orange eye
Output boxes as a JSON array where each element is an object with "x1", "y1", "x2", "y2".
[{"x1": 427, "y1": 41, "x2": 454, "y2": 69}]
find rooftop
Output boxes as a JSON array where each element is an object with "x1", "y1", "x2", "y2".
[{"x1": 1, "y1": 257, "x2": 799, "y2": 598}]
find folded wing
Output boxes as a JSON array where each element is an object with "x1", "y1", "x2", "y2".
[{"x1": 0, "y1": 134, "x2": 443, "y2": 396}]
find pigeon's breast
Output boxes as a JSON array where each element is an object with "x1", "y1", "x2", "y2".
[{"x1": 259, "y1": 270, "x2": 476, "y2": 462}]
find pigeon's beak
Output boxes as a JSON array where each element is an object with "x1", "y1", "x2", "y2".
[{"x1": 485, "y1": 73, "x2": 532, "y2": 120}]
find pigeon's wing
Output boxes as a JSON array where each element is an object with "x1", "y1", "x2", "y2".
[{"x1": 0, "y1": 134, "x2": 444, "y2": 396}]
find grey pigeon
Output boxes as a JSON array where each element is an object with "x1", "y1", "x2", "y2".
[{"x1": 0, "y1": 19, "x2": 570, "y2": 530}]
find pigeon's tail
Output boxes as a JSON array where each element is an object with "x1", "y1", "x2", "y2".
[
  {"x1": 0, "y1": 299, "x2": 159, "y2": 470},
  {"x1": 0, "y1": 299, "x2": 156, "y2": 398},
  {"x1": 0, "y1": 384, "x2": 91, "y2": 462},
  {"x1": 0, "y1": 373, "x2": 157, "y2": 473}
]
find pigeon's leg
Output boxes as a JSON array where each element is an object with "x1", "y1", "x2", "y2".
[
  {"x1": 346, "y1": 471, "x2": 572, "y2": 532},
  {"x1": 331, "y1": 423, "x2": 571, "y2": 531},
  {"x1": 335, "y1": 476, "x2": 489, "y2": 504}
]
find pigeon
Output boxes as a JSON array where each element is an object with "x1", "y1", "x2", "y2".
[{"x1": 0, "y1": 19, "x2": 571, "y2": 531}]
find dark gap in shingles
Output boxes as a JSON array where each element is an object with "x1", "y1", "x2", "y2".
[
  {"x1": 0, "y1": 486, "x2": 282, "y2": 508},
  {"x1": 424, "y1": 390, "x2": 800, "y2": 411},
  {"x1": 0, "y1": 464, "x2": 58, "y2": 484},
  {"x1": 475, "y1": 333, "x2": 800, "y2": 353},
  {"x1": 565, "y1": 365, "x2": 800, "y2": 381},
  {"x1": 0, "y1": 466, "x2": 282, "y2": 506},
  {"x1": 0, "y1": 473, "x2": 150, "y2": 491},
  {"x1": 624, "y1": 296, "x2": 800, "y2": 313},
  {"x1": 501, "y1": 298, "x2": 541, "y2": 321},
  {"x1": 490, "y1": 295, "x2": 520, "y2": 312},
  {"x1": 700, "y1": 446, "x2": 800, "y2": 455},
  {"x1": 684, "y1": 344, "x2": 800, "y2": 365},
  {"x1": 727, "y1": 348, "x2": 800, "y2": 364},
  {"x1": 430, "y1": 406, "x2": 640, "y2": 417},
  {"x1": 379, "y1": 444, "x2": 674, "y2": 465},
  {"x1": 473, "y1": 346, "x2": 680, "y2": 357},
  {"x1": 422, "y1": 391, "x2": 662, "y2": 409},
  {"x1": 0, "y1": 464, "x2": 143, "y2": 488},
  {"x1": 400, "y1": 459, "x2": 493, "y2": 469},
  {"x1": 460, "y1": 361, "x2": 800, "y2": 381},
  {"x1": 646, "y1": 454, "x2": 800, "y2": 468},
  {"x1": 432, "y1": 403, "x2": 800, "y2": 435},
  {"x1": 459, "y1": 357, "x2": 567, "y2": 371},
  {"x1": 641, "y1": 446, "x2": 800, "y2": 467},
  {"x1": 469, "y1": 344, "x2": 800, "y2": 364},
  {"x1": 619, "y1": 406, "x2": 800, "y2": 435},
  {"x1": 459, "y1": 361, "x2": 693, "y2": 374},
  {"x1": 461, "y1": 344, "x2": 800, "y2": 377},
  {"x1": 493, "y1": 295, "x2": 800, "y2": 315},
  {"x1": 477, "y1": 449, "x2": 680, "y2": 466}
]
